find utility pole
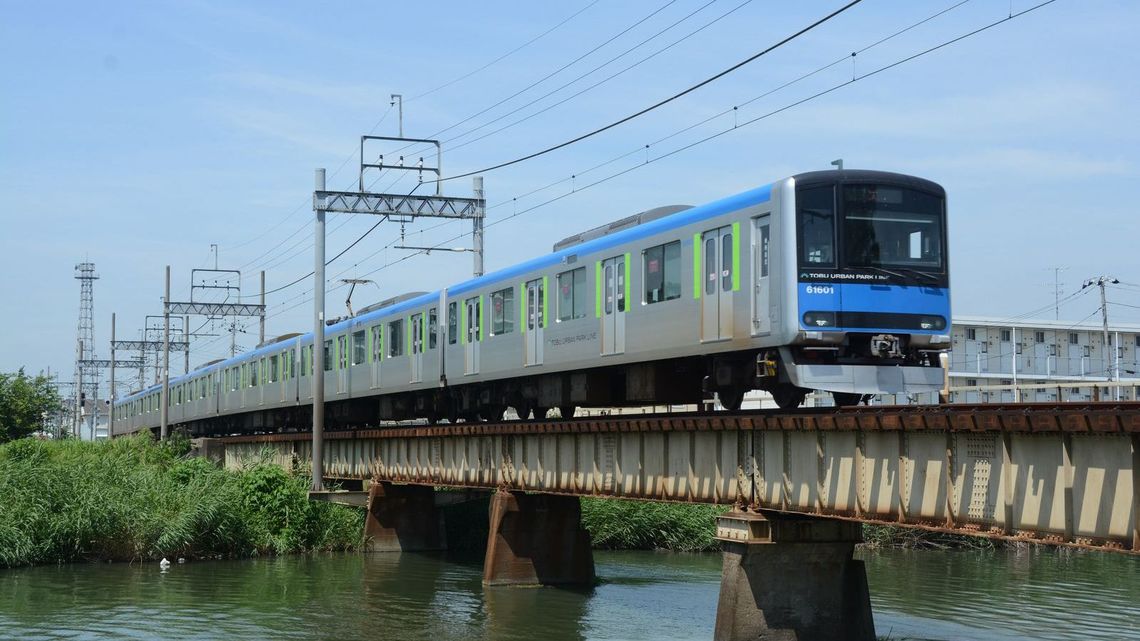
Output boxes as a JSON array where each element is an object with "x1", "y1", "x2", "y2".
[
  {"x1": 1084, "y1": 276, "x2": 1120, "y2": 399},
  {"x1": 473, "y1": 176, "x2": 485, "y2": 277},
  {"x1": 109, "y1": 313, "x2": 115, "y2": 437},
  {"x1": 260, "y1": 270, "x2": 266, "y2": 346}
]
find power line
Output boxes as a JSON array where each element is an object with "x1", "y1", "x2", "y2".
[
  {"x1": 407, "y1": 1, "x2": 602, "y2": 103},
  {"x1": 438, "y1": 0, "x2": 864, "y2": 182}
]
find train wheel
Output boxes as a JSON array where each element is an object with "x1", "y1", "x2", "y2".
[
  {"x1": 558, "y1": 405, "x2": 576, "y2": 419},
  {"x1": 772, "y1": 384, "x2": 807, "y2": 409},
  {"x1": 832, "y1": 392, "x2": 862, "y2": 407},
  {"x1": 718, "y1": 388, "x2": 745, "y2": 411}
]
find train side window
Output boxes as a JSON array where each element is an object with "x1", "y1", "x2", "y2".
[
  {"x1": 251, "y1": 360, "x2": 260, "y2": 387},
  {"x1": 428, "y1": 308, "x2": 438, "y2": 349},
  {"x1": 797, "y1": 186, "x2": 835, "y2": 267},
  {"x1": 269, "y1": 355, "x2": 279, "y2": 383},
  {"x1": 338, "y1": 336, "x2": 348, "y2": 369},
  {"x1": 388, "y1": 319, "x2": 404, "y2": 357},
  {"x1": 447, "y1": 302, "x2": 458, "y2": 344},
  {"x1": 323, "y1": 340, "x2": 333, "y2": 371},
  {"x1": 721, "y1": 232, "x2": 733, "y2": 290},
  {"x1": 490, "y1": 287, "x2": 515, "y2": 336},
  {"x1": 352, "y1": 330, "x2": 366, "y2": 365},
  {"x1": 370, "y1": 326, "x2": 383, "y2": 361},
  {"x1": 304, "y1": 345, "x2": 313, "y2": 375},
  {"x1": 644, "y1": 241, "x2": 681, "y2": 304},
  {"x1": 557, "y1": 267, "x2": 586, "y2": 321},
  {"x1": 704, "y1": 237, "x2": 716, "y2": 295}
]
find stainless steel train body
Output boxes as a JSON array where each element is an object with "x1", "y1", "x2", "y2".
[{"x1": 113, "y1": 169, "x2": 950, "y2": 436}]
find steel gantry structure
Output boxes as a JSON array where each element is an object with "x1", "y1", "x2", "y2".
[{"x1": 309, "y1": 134, "x2": 485, "y2": 490}]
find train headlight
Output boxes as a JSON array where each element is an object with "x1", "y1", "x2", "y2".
[
  {"x1": 803, "y1": 312, "x2": 836, "y2": 328},
  {"x1": 918, "y1": 316, "x2": 947, "y2": 330}
]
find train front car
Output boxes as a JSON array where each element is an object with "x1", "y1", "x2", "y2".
[{"x1": 773, "y1": 170, "x2": 950, "y2": 407}]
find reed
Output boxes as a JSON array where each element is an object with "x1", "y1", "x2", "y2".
[{"x1": 0, "y1": 436, "x2": 363, "y2": 568}]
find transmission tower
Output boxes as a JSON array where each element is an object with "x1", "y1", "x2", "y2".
[{"x1": 72, "y1": 262, "x2": 99, "y2": 437}]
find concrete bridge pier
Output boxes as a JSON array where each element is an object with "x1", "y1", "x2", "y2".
[
  {"x1": 363, "y1": 481, "x2": 446, "y2": 552},
  {"x1": 483, "y1": 490, "x2": 595, "y2": 587},
  {"x1": 713, "y1": 511, "x2": 874, "y2": 641}
]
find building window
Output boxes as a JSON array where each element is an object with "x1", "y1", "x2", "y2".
[
  {"x1": 643, "y1": 241, "x2": 681, "y2": 304},
  {"x1": 1048, "y1": 344, "x2": 1057, "y2": 356},
  {"x1": 966, "y1": 378, "x2": 978, "y2": 387},
  {"x1": 447, "y1": 302, "x2": 458, "y2": 345},
  {"x1": 966, "y1": 328, "x2": 976, "y2": 340},
  {"x1": 388, "y1": 320, "x2": 404, "y2": 357},
  {"x1": 1069, "y1": 332, "x2": 1079, "y2": 345},
  {"x1": 980, "y1": 342, "x2": 988, "y2": 353},
  {"x1": 352, "y1": 330, "x2": 366, "y2": 365},
  {"x1": 490, "y1": 287, "x2": 515, "y2": 336},
  {"x1": 557, "y1": 267, "x2": 587, "y2": 321},
  {"x1": 1083, "y1": 345, "x2": 1091, "y2": 358},
  {"x1": 1000, "y1": 329, "x2": 1011, "y2": 342},
  {"x1": 428, "y1": 308, "x2": 438, "y2": 349},
  {"x1": 1034, "y1": 331, "x2": 1045, "y2": 343}
]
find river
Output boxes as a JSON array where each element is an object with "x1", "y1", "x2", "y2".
[{"x1": 0, "y1": 548, "x2": 1136, "y2": 640}]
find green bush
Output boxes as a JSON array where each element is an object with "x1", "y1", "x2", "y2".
[{"x1": 0, "y1": 435, "x2": 363, "y2": 568}]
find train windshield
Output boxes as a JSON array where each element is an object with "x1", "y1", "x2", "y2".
[{"x1": 842, "y1": 185, "x2": 944, "y2": 271}]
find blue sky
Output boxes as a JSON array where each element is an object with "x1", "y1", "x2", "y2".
[{"x1": 2, "y1": 0, "x2": 1138, "y2": 391}]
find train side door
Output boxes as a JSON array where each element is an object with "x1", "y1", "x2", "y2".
[
  {"x1": 701, "y1": 225, "x2": 734, "y2": 342},
  {"x1": 370, "y1": 325, "x2": 382, "y2": 389},
  {"x1": 465, "y1": 296, "x2": 481, "y2": 375},
  {"x1": 525, "y1": 278, "x2": 544, "y2": 366},
  {"x1": 336, "y1": 335, "x2": 348, "y2": 394},
  {"x1": 601, "y1": 255, "x2": 627, "y2": 355},
  {"x1": 752, "y1": 215, "x2": 771, "y2": 334},
  {"x1": 410, "y1": 313, "x2": 424, "y2": 383}
]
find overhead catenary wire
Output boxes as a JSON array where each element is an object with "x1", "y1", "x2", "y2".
[
  {"x1": 262, "y1": 0, "x2": 1051, "y2": 316},
  {"x1": 436, "y1": 0, "x2": 865, "y2": 182}
]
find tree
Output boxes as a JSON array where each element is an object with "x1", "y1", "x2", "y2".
[{"x1": 0, "y1": 369, "x2": 61, "y2": 442}]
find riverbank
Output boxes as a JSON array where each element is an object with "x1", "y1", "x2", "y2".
[{"x1": 0, "y1": 436, "x2": 362, "y2": 568}]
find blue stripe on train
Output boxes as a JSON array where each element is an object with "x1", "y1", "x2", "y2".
[{"x1": 797, "y1": 283, "x2": 950, "y2": 334}]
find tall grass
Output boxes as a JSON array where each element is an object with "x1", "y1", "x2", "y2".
[
  {"x1": 581, "y1": 498, "x2": 729, "y2": 552},
  {"x1": 0, "y1": 436, "x2": 363, "y2": 568}
]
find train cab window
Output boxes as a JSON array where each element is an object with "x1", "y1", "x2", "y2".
[
  {"x1": 388, "y1": 320, "x2": 404, "y2": 357},
  {"x1": 557, "y1": 268, "x2": 586, "y2": 321},
  {"x1": 447, "y1": 303, "x2": 458, "y2": 344},
  {"x1": 643, "y1": 241, "x2": 681, "y2": 304},
  {"x1": 352, "y1": 330, "x2": 366, "y2": 365},
  {"x1": 370, "y1": 326, "x2": 383, "y2": 361},
  {"x1": 797, "y1": 186, "x2": 835, "y2": 267},
  {"x1": 490, "y1": 288, "x2": 515, "y2": 336},
  {"x1": 428, "y1": 308, "x2": 438, "y2": 349},
  {"x1": 323, "y1": 340, "x2": 333, "y2": 371}
]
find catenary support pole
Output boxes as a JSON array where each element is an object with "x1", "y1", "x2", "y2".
[
  {"x1": 259, "y1": 270, "x2": 266, "y2": 346},
  {"x1": 184, "y1": 315, "x2": 190, "y2": 374},
  {"x1": 160, "y1": 266, "x2": 170, "y2": 441},
  {"x1": 473, "y1": 176, "x2": 484, "y2": 278},
  {"x1": 109, "y1": 313, "x2": 115, "y2": 437},
  {"x1": 312, "y1": 168, "x2": 326, "y2": 492}
]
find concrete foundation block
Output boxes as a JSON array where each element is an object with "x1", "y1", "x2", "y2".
[
  {"x1": 483, "y1": 490, "x2": 595, "y2": 587},
  {"x1": 713, "y1": 512, "x2": 875, "y2": 641},
  {"x1": 363, "y1": 482, "x2": 446, "y2": 552}
]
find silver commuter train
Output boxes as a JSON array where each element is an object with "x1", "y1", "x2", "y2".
[{"x1": 114, "y1": 169, "x2": 951, "y2": 436}]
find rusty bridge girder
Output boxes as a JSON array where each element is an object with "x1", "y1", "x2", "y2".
[{"x1": 220, "y1": 402, "x2": 1140, "y2": 554}]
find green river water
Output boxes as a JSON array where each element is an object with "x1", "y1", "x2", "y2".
[{"x1": 0, "y1": 548, "x2": 1136, "y2": 640}]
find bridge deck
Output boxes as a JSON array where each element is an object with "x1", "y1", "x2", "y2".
[{"x1": 220, "y1": 402, "x2": 1140, "y2": 554}]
